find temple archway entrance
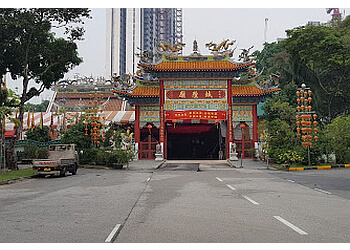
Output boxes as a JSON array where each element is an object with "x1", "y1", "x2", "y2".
[{"x1": 166, "y1": 122, "x2": 225, "y2": 160}]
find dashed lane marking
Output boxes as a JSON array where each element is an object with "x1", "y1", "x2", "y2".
[
  {"x1": 105, "y1": 223, "x2": 122, "y2": 243},
  {"x1": 226, "y1": 184, "x2": 236, "y2": 191},
  {"x1": 216, "y1": 177, "x2": 223, "y2": 182},
  {"x1": 314, "y1": 188, "x2": 331, "y2": 195},
  {"x1": 242, "y1": 195, "x2": 259, "y2": 205},
  {"x1": 274, "y1": 216, "x2": 308, "y2": 235}
]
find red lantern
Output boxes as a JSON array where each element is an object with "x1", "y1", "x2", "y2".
[
  {"x1": 147, "y1": 124, "x2": 153, "y2": 130},
  {"x1": 240, "y1": 123, "x2": 246, "y2": 129},
  {"x1": 296, "y1": 121, "x2": 300, "y2": 126},
  {"x1": 314, "y1": 136, "x2": 318, "y2": 141},
  {"x1": 297, "y1": 133, "x2": 301, "y2": 138},
  {"x1": 296, "y1": 115, "x2": 299, "y2": 120},
  {"x1": 308, "y1": 90, "x2": 312, "y2": 96},
  {"x1": 297, "y1": 106, "x2": 301, "y2": 112},
  {"x1": 301, "y1": 105, "x2": 305, "y2": 110},
  {"x1": 314, "y1": 128, "x2": 318, "y2": 133},
  {"x1": 297, "y1": 127, "x2": 300, "y2": 132},
  {"x1": 297, "y1": 98, "x2": 301, "y2": 103},
  {"x1": 313, "y1": 114, "x2": 317, "y2": 120},
  {"x1": 313, "y1": 121, "x2": 318, "y2": 126}
]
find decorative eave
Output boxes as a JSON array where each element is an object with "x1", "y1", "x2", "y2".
[
  {"x1": 112, "y1": 86, "x2": 160, "y2": 98},
  {"x1": 138, "y1": 60, "x2": 255, "y2": 73},
  {"x1": 232, "y1": 85, "x2": 280, "y2": 97}
]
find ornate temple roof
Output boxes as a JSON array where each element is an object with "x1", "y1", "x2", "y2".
[
  {"x1": 112, "y1": 85, "x2": 279, "y2": 99},
  {"x1": 112, "y1": 86, "x2": 159, "y2": 98},
  {"x1": 138, "y1": 60, "x2": 254, "y2": 72},
  {"x1": 232, "y1": 85, "x2": 280, "y2": 97},
  {"x1": 51, "y1": 92, "x2": 123, "y2": 112}
]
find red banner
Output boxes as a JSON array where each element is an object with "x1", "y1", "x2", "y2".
[
  {"x1": 165, "y1": 110, "x2": 226, "y2": 120},
  {"x1": 166, "y1": 90, "x2": 226, "y2": 99}
]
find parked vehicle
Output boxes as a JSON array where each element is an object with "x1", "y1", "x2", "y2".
[{"x1": 32, "y1": 144, "x2": 79, "y2": 177}]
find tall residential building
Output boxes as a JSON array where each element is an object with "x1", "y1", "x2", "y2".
[{"x1": 106, "y1": 8, "x2": 183, "y2": 78}]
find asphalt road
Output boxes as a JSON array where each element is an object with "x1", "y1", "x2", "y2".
[{"x1": 1, "y1": 162, "x2": 350, "y2": 243}]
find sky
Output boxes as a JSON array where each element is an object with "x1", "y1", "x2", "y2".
[{"x1": 4, "y1": 2, "x2": 350, "y2": 103}]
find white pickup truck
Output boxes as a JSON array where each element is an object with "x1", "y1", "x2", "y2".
[{"x1": 32, "y1": 144, "x2": 79, "y2": 177}]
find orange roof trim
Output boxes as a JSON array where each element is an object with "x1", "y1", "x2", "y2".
[
  {"x1": 112, "y1": 86, "x2": 160, "y2": 97},
  {"x1": 139, "y1": 61, "x2": 254, "y2": 72},
  {"x1": 232, "y1": 85, "x2": 280, "y2": 96},
  {"x1": 113, "y1": 85, "x2": 279, "y2": 98}
]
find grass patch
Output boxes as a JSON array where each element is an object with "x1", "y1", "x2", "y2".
[{"x1": 0, "y1": 168, "x2": 36, "y2": 182}]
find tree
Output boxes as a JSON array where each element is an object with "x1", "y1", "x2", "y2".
[
  {"x1": 282, "y1": 24, "x2": 350, "y2": 121},
  {"x1": 25, "y1": 126, "x2": 51, "y2": 142},
  {"x1": 24, "y1": 100, "x2": 50, "y2": 112},
  {"x1": 323, "y1": 116, "x2": 350, "y2": 163},
  {"x1": 0, "y1": 8, "x2": 91, "y2": 169}
]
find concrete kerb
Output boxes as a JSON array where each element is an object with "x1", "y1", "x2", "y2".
[{"x1": 289, "y1": 164, "x2": 350, "y2": 171}]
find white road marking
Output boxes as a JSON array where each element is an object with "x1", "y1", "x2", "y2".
[
  {"x1": 226, "y1": 184, "x2": 236, "y2": 191},
  {"x1": 146, "y1": 177, "x2": 151, "y2": 182},
  {"x1": 216, "y1": 177, "x2": 223, "y2": 182},
  {"x1": 274, "y1": 216, "x2": 308, "y2": 236},
  {"x1": 314, "y1": 188, "x2": 331, "y2": 195},
  {"x1": 286, "y1": 179, "x2": 295, "y2": 183},
  {"x1": 105, "y1": 223, "x2": 122, "y2": 243},
  {"x1": 242, "y1": 195, "x2": 259, "y2": 205}
]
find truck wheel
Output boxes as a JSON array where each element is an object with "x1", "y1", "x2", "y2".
[
  {"x1": 72, "y1": 164, "x2": 78, "y2": 175},
  {"x1": 60, "y1": 167, "x2": 67, "y2": 177}
]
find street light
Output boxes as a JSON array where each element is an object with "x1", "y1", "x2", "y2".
[{"x1": 240, "y1": 123, "x2": 246, "y2": 168}]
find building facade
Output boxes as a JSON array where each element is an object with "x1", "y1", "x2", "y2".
[{"x1": 106, "y1": 8, "x2": 183, "y2": 78}]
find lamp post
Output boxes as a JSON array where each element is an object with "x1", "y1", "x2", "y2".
[
  {"x1": 240, "y1": 123, "x2": 246, "y2": 168},
  {"x1": 296, "y1": 83, "x2": 318, "y2": 166}
]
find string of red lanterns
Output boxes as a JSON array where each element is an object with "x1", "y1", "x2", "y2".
[
  {"x1": 296, "y1": 84, "x2": 318, "y2": 165},
  {"x1": 84, "y1": 93, "x2": 106, "y2": 147}
]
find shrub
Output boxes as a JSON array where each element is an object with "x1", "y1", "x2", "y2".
[{"x1": 277, "y1": 150, "x2": 303, "y2": 165}]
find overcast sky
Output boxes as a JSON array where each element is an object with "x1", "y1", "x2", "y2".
[
  {"x1": 5, "y1": 2, "x2": 350, "y2": 103},
  {"x1": 67, "y1": 7, "x2": 350, "y2": 78}
]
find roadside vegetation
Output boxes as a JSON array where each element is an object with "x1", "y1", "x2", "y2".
[
  {"x1": 256, "y1": 15, "x2": 350, "y2": 168},
  {"x1": 0, "y1": 168, "x2": 36, "y2": 182}
]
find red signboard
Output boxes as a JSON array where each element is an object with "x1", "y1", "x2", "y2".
[
  {"x1": 165, "y1": 110, "x2": 226, "y2": 120},
  {"x1": 166, "y1": 90, "x2": 226, "y2": 99}
]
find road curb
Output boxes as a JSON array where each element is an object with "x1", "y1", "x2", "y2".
[
  {"x1": 0, "y1": 176, "x2": 34, "y2": 186},
  {"x1": 289, "y1": 164, "x2": 350, "y2": 171}
]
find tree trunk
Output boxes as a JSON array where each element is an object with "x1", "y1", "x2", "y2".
[{"x1": 6, "y1": 77, "x2": 29, "y2": 170}]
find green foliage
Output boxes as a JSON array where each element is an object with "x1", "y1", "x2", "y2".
[
  {"x1": 79, "y1": 148, "x2": 98, "y2": 165},
  {"x1": 282, "y1": 24, "x2": 350, "y2": 120},
  {"x1": 96, "y1": 149, "x2": 133, "y2": 167},
  {"x1": 324, "y1": 116, "x2": 350, "y2": 163},
  {"x1": 25, "y1": 126, "x2": 51, "y2": 142},
  {"x1": 0, "y1": 168, "x2": 36, "y2": 181},
  {"x1": 277, "y1": 150, "x2": 304, "y2": 165},
  {"x1": 23, "y1": 144, "x2": 48, "y2": 159},
  {"x1": 61, "y1": 123, "x2": 92, "y2": 152},
  {"x1": 24, "y1": 100, "x2": 49, "y2": 112}
]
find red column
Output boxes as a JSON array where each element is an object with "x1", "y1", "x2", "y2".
[
  {"x1": 134, "y1": 105, "x2": 140, "y2": 158},
  {"x1": 252, "y1": 104, "x2": 258, "y2": 144},
  {"x1": 159, "y1": 80, "x2": 166, "y2": 158},
  {"x1": 226, "y1": 79, "x2": 233, "y2": 158}
]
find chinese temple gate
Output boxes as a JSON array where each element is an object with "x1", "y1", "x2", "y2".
[{"x1": 113, "y1": 40, "x2": 279, "y2": 160}]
